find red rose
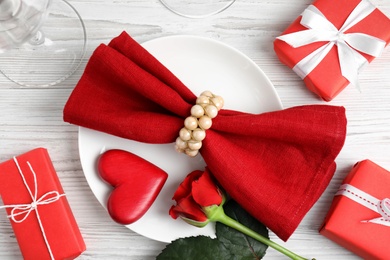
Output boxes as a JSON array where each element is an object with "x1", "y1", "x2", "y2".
[
  {"x1": 169, "y1": 168, "x2": 312, "y2": 260},
  {"x1": 169, "y1": 168, "x2": 223, "y2": 225}
]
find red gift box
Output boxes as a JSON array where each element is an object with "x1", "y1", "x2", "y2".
[
  {"x1": 274, "y1": 0, "x2": 390, "y2": 101},
  {"x1": 320, "y1": 160, "x2": 390, "y2": 259},
  {"x1": 0, "y1": 148, "x2": 86, "y2": 260}
]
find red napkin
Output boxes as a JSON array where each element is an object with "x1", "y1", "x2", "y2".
[{"x1": 64, "y1": 31, "x2": 347, "y2": 241}]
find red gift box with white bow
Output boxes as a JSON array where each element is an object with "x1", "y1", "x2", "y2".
[
  {"x1": 274, "y1": 0, "x2": 390, "y2": 101},
  {"x1": 320, "y1": 160, "x2": 390, "y2": 259},
  {"x1": 0, "y1": 148, "x2": 86, "y2": 260}
]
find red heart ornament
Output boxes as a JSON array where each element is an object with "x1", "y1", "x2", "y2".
[{"x1": 98, "y1": 149, "x2": 168, "y2": 225}]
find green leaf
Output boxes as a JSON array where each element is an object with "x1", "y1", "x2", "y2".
[
  {"x1": 156, "y1": 200, "x2": 269, "y2": 260},
  {"x1": 157, "y1": 236, "x2": 221, "y2": 260},
  {"x1": 217, "y1": 200, "x2": 269, "y2": 260}
]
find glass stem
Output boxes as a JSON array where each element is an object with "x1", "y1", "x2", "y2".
[{"x1": 28, "y1": 30, "x2": 45, "y2": 45}]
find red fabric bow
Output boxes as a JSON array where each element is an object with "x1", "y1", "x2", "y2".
[{"x1": 63, "y1": 31, "x2": 347, "y2": 241}]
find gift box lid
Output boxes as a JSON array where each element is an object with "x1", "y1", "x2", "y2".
[
  {"x1": 274, "y1": 0, "x2": 390, "y2": 101},
  {"x1": 0, "y1": 148, "x2": 86, "y2": 260},
  {"x1": 320, "y1": 160, "x2": 390, "y2": 259}
]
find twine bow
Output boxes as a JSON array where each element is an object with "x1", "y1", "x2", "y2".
[
  {"x1": 336, "y1": 184, "x2": 390, "y2": 226},
  {"x1": 277, "y1": 0, "x2": 386, "y2": 90},
  {"x1": 0, "y1": 157, "x2": 66, "y2": 259}
]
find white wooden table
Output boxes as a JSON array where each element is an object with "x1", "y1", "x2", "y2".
[{"x1": 1, "y1": 0, "x2": 390, "y2": 259}]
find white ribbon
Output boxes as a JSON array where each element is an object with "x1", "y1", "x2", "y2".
[
  {"x1": 0, "y1": 157, "x2": 66, "y2": 260},
  {"x1": 336, "y1": 184, "x2": 390, "y2": 226},
  {"x1": 276, "y1": 0, "x2": 386, "y2": 90}
]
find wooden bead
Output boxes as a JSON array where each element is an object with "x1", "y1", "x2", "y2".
[
  {"x1": 176, "y1": 91, "x2": 223, "y2": 157},
  {"x1": 188, "y1": 140, "x2": 202, "y2": 150},
  {"x1": 200, "y1": 90, "x2": 213, "y2": 97},
  {"x1": 198, "y1": 116, "x2": 212, "y2": 130},
  {"x1": 179, "y1": 128, "x2": 191, "y2": 141},
  {"x1": 204, "y1": 104, "x2": 218, "y2": 118},
  {"x1": 196, "y1": 95, "x2": 209, "y2": 105},
  {"x1": 211, "y1": 96, "x2": 224, "y2": 110},
  {"x1": 192, "y1": 128, "x2": 206, "y2": 141},
  {"x1": 175, "y1": 137, "x2": 187, "y2": 150},
  {"x1": 185, "y1": 148, "x2": 198, "y2": 157},
  {"x1": 184, "y1": 116, "x2": 198, "y2": 130},
  {"x1": 191, "y1": 104, "x2": 205, "y2": 118}
]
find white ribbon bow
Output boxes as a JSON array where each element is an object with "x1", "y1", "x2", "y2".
[
  {"x1": 0, "y1": 157, "x2": 66, "y2": 260},
  {"x1": 336, "y1": 184, "x2": 390, "y2": 226},
  {"x1": 277, "y1": 0, "x2": 386, "y2": 90}
]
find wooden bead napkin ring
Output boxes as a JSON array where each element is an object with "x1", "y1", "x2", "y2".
[{"x1": 175, "y1": 91, "x2": 224, "y2": 157}]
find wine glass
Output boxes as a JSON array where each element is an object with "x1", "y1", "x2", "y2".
[
  {"x1": 159, "y1": 0, "x2": 236, "y2": 18},
  {"x1": 0, "y1": 0, "x2": 86, "y2": 87}
]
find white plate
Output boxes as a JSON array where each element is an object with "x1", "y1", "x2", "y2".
[{"x1": 78, "y1": 35, "x2": 283, "y2": 243}]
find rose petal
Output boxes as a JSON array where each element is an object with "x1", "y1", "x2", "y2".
[
  {"x1": 169, "y1": 195, "x2": 208, "y2": 222},
  {"x1": 169, "y1": 197, "x2": 207, "y2": 222},
  {"x1": 172, "y1": 170, "x2": 203, "y2": 201},
  {"x1": 168, "y1": 205, "x2": 180, "y2": 219},
  {"x1": 192, "y1": 168, "x2": 223, "y2": 207}
]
